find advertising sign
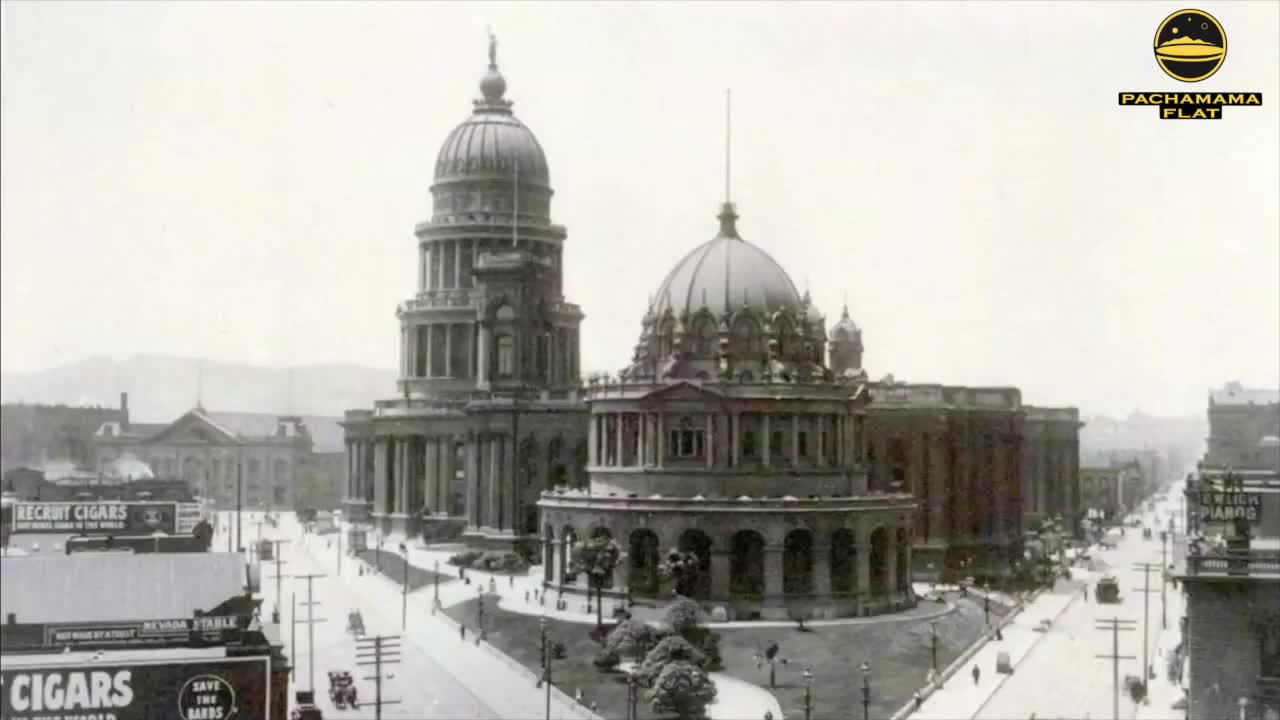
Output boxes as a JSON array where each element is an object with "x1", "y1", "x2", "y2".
[
  {"x1": 41, "y1": 616, "x2": 248, "y2": 650},
  {"x1": 8, "y1": 502, "x2": 178, "y2": 535},
  {"x1": 1198, "y1": 491, "x2": 1262, "y2": 524},
  {"x1": 0, "y1": 656, "x2": 271, "y2": 720}
]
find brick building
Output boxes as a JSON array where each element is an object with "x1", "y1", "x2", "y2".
[
  {"x1": 1180, "y1": 467, "x2": 1280, "y2": 720},
  {"x1": 1022, "y1": 406, "x2": 1083, "y2": 535},
  {"x1": 0, "y1": 396, "x2": 127, "y2": 473},
  {"x1": 1207, "y1": 382, "x2": 1280, "y2": 471}
]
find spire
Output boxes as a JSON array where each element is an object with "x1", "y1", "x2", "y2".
[
  {"x1": 717, "y1": 88, "x2": 740, "y2": 239},
  {"x1": 842, "y1": 291, "x2": 851, "y2": 320}
]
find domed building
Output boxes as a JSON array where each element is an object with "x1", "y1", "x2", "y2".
[
  {"x1": 342, "y1": 37, "x2": 589, "y2": 543},
  {"x1": 537, "y1": 202, "x2": 918, "y2": 620}
]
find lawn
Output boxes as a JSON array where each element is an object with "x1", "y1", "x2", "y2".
[
  {"x1": 356, "y1": 549, "x2": 454, "y2": 592},
  {"x1": 445, "y1": 595, "x2": 1004, "y2": 720}
]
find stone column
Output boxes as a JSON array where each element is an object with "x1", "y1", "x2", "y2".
[
  {"x1": 454, "y1": 240, "x2": 463, "y2": 289},
  {"x1": 444, "y1": 324, "x2": 453, "y2": 377},
  {"x1": 705, "y1": 413, "x2": 715, "y2": 469},
  {"x1": 656, "y1": 414, "x2": 665, "y2": 469},
  {"x1": 587, "y1": 415, "x2": 597, "y2": 467},
  {"x1": 855, "y1": 541, "x2": 871, "y2": 601},
  {"x1": 615, "y1": 413, "x2": 625, "y2": 468},
  {"x1": 791, "y1": 415, "x2": 800, "y2": 468},
  {"x1": 761, "y1": 414, "x2": 771, "y2": 466},
  {"x1": 422, "y1": 437, "x2": 437, "y2": 515},
  {"x1": 397, "y1": 439, "x2": 408, "y2": 514},
  {"x1": 763, "y1": 546, "x2": 784, "y2": 601},
  {"x1": 476, "y1": 323, "x2": 490, "y2": 389},
  {"x1": 639, "y1": 413, "x2": 648, "y2": 467},
  {"x1": 373, "y1": 440, "x2": 386, "y2": 514},
  {"x1": 930, "y1": 433, "x2": 949, "y2": 540},
  {"x1": 487, "y1": 438, "x2": 501, "y2": 529},
  {"x1": 731, "y1": 413, "x2": 740, "y2": 467},
  {"x1": 816, "y1": 416, "x2": 827, "y2": 469},
  {"x1": 812, "y1": 545, "x2": 832, "y2": 597},
  {"x1": 399, "y1": 328, "x2": 408, "y2": 377},
  {"x1": 503, "y1": 435, "x2": 517, "y2": 533},
  {"x1": 466, "y1": 436, "x2": 479, "y2": 527},
  {"x1": 710, "y1": 550, "x2": 732, "y2": 599}
]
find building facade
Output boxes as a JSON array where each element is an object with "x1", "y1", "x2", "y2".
[
  {"x1": 1207, "y1": 382, "x2": 1280, "y2": 471},
  {"x1": 341, "y1": 38, "x2": 588, "y2": 543},
  {"x1": 93, "y1": 407, "x2": 345, "y2": 511},
  {"x1": 539, "y1": 201, "x2": 916, "y2": 620},
  {"x1": 0, "y1": 395, "x2": 128, "y2": 473},
  {"x1": 1021, "y1": 406, "x2": 1083, "y2": 536}
]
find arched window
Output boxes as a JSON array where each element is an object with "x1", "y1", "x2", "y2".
[
  {"x1": 732, "y1": 317, "x2": 760, "y2": 355},
  {"x1": 775, "y1": 317, "x2": 794, "y2": 357},
  {"x1": 657, "y1": 318, "x2": 675, "y2": 357},
  {"x1": 693, "y1": 317, "x2": 717, "y2": 356},
  {"x1": 496, "y1": 335, "x2": 515, "y2": 377}
]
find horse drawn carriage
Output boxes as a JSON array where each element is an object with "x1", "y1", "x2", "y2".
[{"x1": 327, "y1": 671, "x2": 359, "y2": 710}]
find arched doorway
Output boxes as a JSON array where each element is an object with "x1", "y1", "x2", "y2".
[
  {"x1": 831, "y1": 528, "x2": 856, "y2": 595},
  {"x1": 869, "y1": 527, "x2": 889, "y2": 598},
  {"x1": 783, "y1": 529, "x2": 814, "y2": 595},
  {"x1": 729, "y1": 530, "x2": 765, "y2": 597},
  {"x1": 629, "y1": 529, "x2": 661, "y2": 596},
  {"x1": 560, "y1": 526, "x2": 577, "y2": 585},
  {"x1": 677, "y1": 529, "x2": 713, "y2": 600},
  {"x1": 896, "y1": 528, "x2": 911, "y2": 591}
]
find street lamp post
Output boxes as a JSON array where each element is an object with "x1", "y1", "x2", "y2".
[
  {"x1": 803, "y1": 667, "x2": 813, "y2": 720},
  {"x1": 543, "y1": 626, "x2": 553, "y2": 720},
  {"x1": 399, "y1": 542, "x2": 409, "y2": 630},
  {"x1": 537, "y1": 615, "x2": 548, "y2": 689},
  {"x1": 477, "y1": 586, "x2": 485, "y2": 638},
  {"x1": 860, "y1": 661, "x2": 871, "y2": 720},
  {"x1": 434, "y1": 560, "x2": 441, "y2": 606}
]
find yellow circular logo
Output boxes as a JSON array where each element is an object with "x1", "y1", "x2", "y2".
[{"x1": 1154, "y1": 9, "x2": 1227, "y2": 82}]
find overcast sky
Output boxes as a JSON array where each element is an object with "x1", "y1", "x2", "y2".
[{"x1": 2, "y1": 1, "x2": 1277, "y2": 417}]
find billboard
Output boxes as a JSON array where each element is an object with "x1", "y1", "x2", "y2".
[
  {"x1": 41, "y1": 616, "x2": 249, "y2": 650},
  {"x1": 1198, "y1": 491, "x2": 1263, "y2": 524},
  {"x1": 8, "y1": 502, "x2": 178, "y2": 535},
  {"x1": 0, "y1": 656, "x2": 271, "y2": 720}
]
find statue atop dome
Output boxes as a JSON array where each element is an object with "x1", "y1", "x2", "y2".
[{"x1": 488, "y1": 28, "x2": 498, "y2": 69}]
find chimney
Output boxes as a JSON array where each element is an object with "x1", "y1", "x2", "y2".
[{"x1": 120, "y1": 392, "x2": 130, "y2": 429}]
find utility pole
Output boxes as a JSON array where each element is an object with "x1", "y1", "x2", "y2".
[
  {"x1": 1133, "y1": 562, "x2": 1162, "y2": 685},
  {"x1": 294, "y1": 573, "x2": 327, "y2": 694},
  {"x1": 265, "y1": 540, "x2": 290, "y2": 624},
  {"x1": 1160, "y1": 530, "x2": 1170, "y2": 629},
  {"x1": 1095, "y1": 617, "x2": 1137, "y2": 720},
  {"x1": 356, "y1": 635, "x2": 402, "y2": 720},
  {"x1": 235, "y1": 452, "x2": 243, "y2": 552},
  {"x1": 290, "y1": 592, "x2": 297, "y2": 681}
]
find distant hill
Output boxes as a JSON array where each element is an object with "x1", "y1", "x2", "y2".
[{"x1": 1, "y1": 355, "x2": 397, "y2": 422}]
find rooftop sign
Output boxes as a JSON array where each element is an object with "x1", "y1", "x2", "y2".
[{"x1": 7, "y1": 502, "x2": 177, "y2": 535}]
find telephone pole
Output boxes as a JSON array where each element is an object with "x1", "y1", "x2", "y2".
[
  {"x1": 1133, "y1": 562, "x2": 1162, "y2": 686},
  {"x1": 1095, "y1": 616, "x2": 1137, "y2": 720},
  {"x1": 1160, "y1": 527, "x2": 1171, "y2": 629},
  {"x1": 265, "y1": 540, "x2": 290, "y2": 624},
  {"x1": 290, "y1": 592, "x2": 297, "y2": 681},
  {"x1": 356, "y1": 635, "x2": 402, "y2": 720},
  {"x1": 294, "y1": 573, "x2": 327, "y2": 693}
]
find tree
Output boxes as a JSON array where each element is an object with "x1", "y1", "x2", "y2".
[
  {"x1": 1022, "y1": 517, "x2": 1067, "y2": 587},
  {"x1": 659, "y1": 549, "x2": 702, "y2": 597},
  {"x1": 571, "y1": 532, "x2": 623, "y2": 628},
  {"x1": 605, "y1": 619, "x2": 656, "y2": 661},
  {"x1": 663, "y1": 596, "x2": 702, "y2": 636},
  {"x1": 648, "y1": 660, "x2": 718, "y2": 720},
  {"x1": 637, "y1": 635, "x2": 707, "y2": 688}
]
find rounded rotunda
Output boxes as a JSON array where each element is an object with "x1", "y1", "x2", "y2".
[{"x1": 538, "y1": 202, "x2": 917, "y2": 620}]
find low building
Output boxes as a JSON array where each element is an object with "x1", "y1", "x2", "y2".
[
  {"x1": 0, "y1": 552, "x2": 287, "y2": 719},
  {"x1": 1178, "y1": 468, "x2": 1280, "y2": 720},
  {"x1": 1080, "y1": 462, "x2": 1145, "y2": 523},
  {"x1": 93, "y1": 406, "x2": 345, "y2": 511}
]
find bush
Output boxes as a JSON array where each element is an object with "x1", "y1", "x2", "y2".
[
  {"x1": 593, "y1": 648, "x2": 621, "y2": 672},
  {"x1": 636, "y1": 635, "x2": 706, "y2": 688},
  {"x1": 605, "y1": 619, "x2": 656, "y2": 660},
  {"x1": 663, "y1": 596, "x2": 702, "y2": 635},
  {"x1": 448, "y1": 550, "x2": 483, "y2": 567},
  {"x1": 467, "y1": 551, "x2": 529, "y2": 573},
  {"x1": 588, "y1": 623, "x2": 617, "y2": 645},
  {"x1": 685, "y1": 627, "x2": 722, "y2": 671},
  {"x1": 648, "y1": 660, "x2": 718, "y2": 719}
]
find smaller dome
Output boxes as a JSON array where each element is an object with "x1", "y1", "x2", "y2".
[{"x1": 832, "y1": 303, "x2": 860, "y2": 338}]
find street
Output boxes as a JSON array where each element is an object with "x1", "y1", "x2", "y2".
[{"x1": 974, "y1": 488, "x2": 1186, "y2": 720}]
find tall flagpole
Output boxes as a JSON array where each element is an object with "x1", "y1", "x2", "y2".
[{"x1": 512, "y1": 160, "x2": 519, "y2": 247}]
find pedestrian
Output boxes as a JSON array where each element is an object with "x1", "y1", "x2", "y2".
[
  {"x1": 913, "y1": 691, "x2": 923, "y2": 710},
  {"x1": 995, "y1": 626, "x2": 1003, "y2": 641},
  {"x1": 525, "y1": 590, "x2": 530, "y2": 603},
  {"x1": 972, "y1": 664, "x2": 981, "y2": 685},
  {"x1": 460, "y1": 624, "x2": 466, "y2": 641},
  {"x1": 510, "y1": 575, "x2": 515, "y2": 588},
  {"x1": 575, "y1": 688, "x2": 583, "y2": 703}
]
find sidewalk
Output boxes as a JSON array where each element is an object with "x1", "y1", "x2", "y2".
[
  {"x1": 294, "y1": 522, "x2": 600, "y2": 720},
  {"x1": 908, "y1": 582, "x2": 1080, "y2": 720}
]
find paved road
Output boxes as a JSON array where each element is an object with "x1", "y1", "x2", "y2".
[
  {"x1": 974, "y1": 488, "x2": 1187, "y2": 720},
  {"x1": 219, "y1": 513, "x2": 497, "y2": 720}
]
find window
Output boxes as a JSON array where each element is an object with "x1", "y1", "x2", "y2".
[
  {"x1": 798, "y1": 432, "x2": 809, "y2": 458},
  {"x1": 770, "y1": 431, "x2": 783, "y2": 458},
  {"x1": 668, "y1": 417, "x2": 705, "y2": 459},
  {"x1": 496, "y1": 335, "x2": 515, "y2": 377},
  {"x1": 742, "y1": 430, "x2": 756, "y2": 457}
]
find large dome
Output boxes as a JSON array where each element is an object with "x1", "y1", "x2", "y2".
[
  {"x1": 432, "y1": 48, "x2": 550, "y2": 188},
  {"x1": 649, "y1": 204, "x2": 802, "y2": 319}
]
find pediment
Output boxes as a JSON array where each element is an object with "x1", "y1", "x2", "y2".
[
  {"x1": 638, "y1": 381, "x2": 725, "y2": 406},
  {"x1": 146, "y1": 411, "x2": 239, "y2": 446}
]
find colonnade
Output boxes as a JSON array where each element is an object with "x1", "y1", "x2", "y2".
[{"x1": 587, "y1": 411, "x2": 867, "y2": 470}]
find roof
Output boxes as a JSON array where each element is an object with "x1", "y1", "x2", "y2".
[
  {"x1": 101, "y1": 410, "x2": 345, "y2": 453},
  {"x1": 0, "y1": 553, "x2": 245, "y2": 623},
  {"x1": 1211, "y1": 382, "x2": 1279, "y2": 406}
]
